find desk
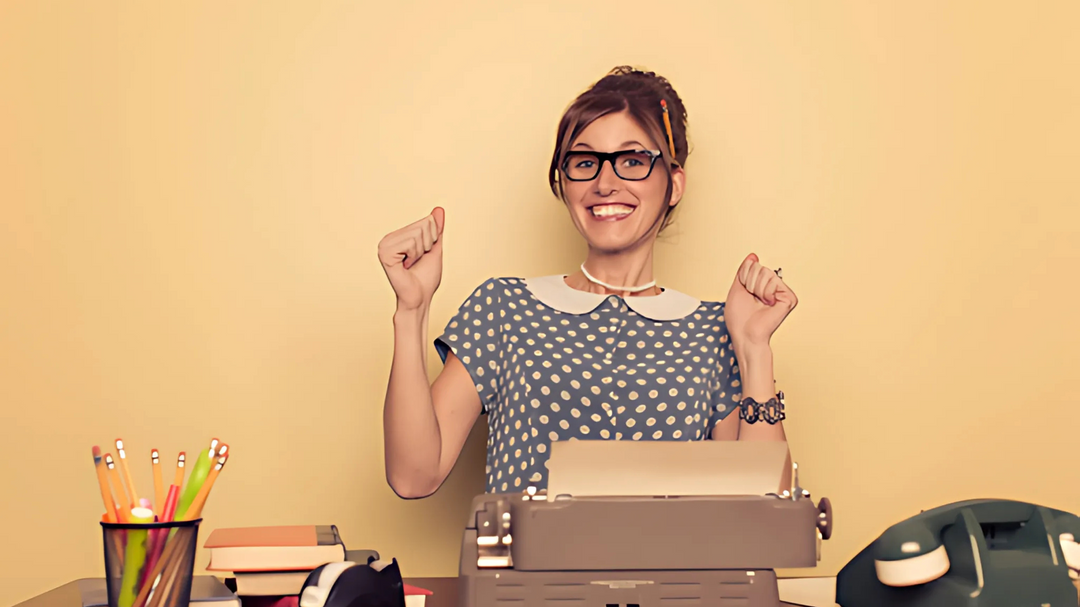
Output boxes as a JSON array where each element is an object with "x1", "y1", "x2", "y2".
[
  {"x1": 14, "y1": 577, "x2": 838, "y2": 607},
  {"x1": 13, "y1": 579, "x2": 458, "y2": 607}
]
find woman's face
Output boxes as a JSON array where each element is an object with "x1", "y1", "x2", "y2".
[{"x1": 560, "y1": 110, "x2": 685, "y2": 254}]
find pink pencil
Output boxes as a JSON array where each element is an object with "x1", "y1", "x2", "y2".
[{"x1": 139, "y1": 485, "x2": 180, "y2": 595}]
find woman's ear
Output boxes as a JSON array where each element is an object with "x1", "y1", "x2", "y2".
[{"x1": 669, "y1": 166, "x2": 686, "y2": 207}]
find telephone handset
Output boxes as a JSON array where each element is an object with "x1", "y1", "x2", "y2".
[{"x1": 836, "y1": 498, "x2": 1080, "y2": 607}]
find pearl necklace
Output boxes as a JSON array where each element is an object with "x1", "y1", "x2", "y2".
[{"x1": 579, "y1": 263, "x2": 657, "y2": 293}]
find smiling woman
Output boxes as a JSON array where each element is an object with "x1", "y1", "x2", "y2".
[
  {"x1": 548, "y1": 66, "x2": 689, "y2": 250},
  {"x1": 377, "y1": 66, "x2": 799, "y2": 498}
]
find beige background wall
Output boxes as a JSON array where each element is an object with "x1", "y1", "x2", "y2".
[{"x1": 3, "y1": 1, "x2": 1079, "y2": 604}]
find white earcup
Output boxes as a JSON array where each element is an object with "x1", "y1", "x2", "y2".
[
  {"x1": 875, "y1": 545, "x2": 950, "y2": 587},
  {"x1": 1060, "y1": 533, "x2": 1079, "y2": 571}
]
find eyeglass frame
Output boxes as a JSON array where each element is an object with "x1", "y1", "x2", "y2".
[{"x1": 560, "y1": 149, "x2": 666, "y2": 182}]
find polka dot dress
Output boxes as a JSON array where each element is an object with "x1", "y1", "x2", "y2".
[{"x1": 434, "y1": 277, "x2": 743, "y2": 494}]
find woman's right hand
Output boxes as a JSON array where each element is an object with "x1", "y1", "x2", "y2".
[{"x1": 378, "y1": 207, "x2": 445, "y2": 312}]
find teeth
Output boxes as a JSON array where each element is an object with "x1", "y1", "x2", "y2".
[{"x1": 591, "y1": 204, "x2": 634, "y2": 218}]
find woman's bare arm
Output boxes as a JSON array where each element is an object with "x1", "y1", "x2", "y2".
[{"x1": 383, "y1": 306, "x2": 482, "y2": 498}]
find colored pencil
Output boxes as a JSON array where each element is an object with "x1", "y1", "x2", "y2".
[
  {"x1": 117, "y1": 506, "x2": 155, "y2": 607},
  {"x1": 92, "y1": 447, "x2": 118, "y2": 523},
  {"x1": 104, "y1": 454, "x2": 130, "y2": 522},
  {"x1": 185, "y1": 452, "x2": 227, "y2": 520},
  {"x1": 160, "y1": 484, "x2": 180, "y2": 523},
  {"x1": 175, "y1": 440, "x2": 217, "y2": 519},
  {"x1": 151, "y1": 449, "x2": 164, "y2": 517},
  {"x1": 115, "y1": 438, "x2": 139, "y2": 508},
  {"x1": 140, "y1": 484, "x2": 179, "y2": 595},
  {"x1": 660, "y1": 99, "x2": 677, "y2": 159},
  {"x1": 173, "y1": 452, "x2": 185, "y2": 493}
]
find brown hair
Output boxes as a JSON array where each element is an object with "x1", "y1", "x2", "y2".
[{"x1": 548, "y1": 66, "x2": 690, "y2": 233}]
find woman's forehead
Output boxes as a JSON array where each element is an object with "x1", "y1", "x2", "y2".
[{"x1": 573, "y1": 111, "x2": 655, "y2": 150}]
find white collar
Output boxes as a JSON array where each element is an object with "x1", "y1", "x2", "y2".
[{"x1": 521, "y1": 275, "x2": 702, "y2": 322}]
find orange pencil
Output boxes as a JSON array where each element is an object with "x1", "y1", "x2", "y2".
[
  {"x1": 185, "y1": 452, "x2": 227, "y2": 520},
  {"x1": 92, "y1": 446, "x2": 118, "y2": 523},
  {"x1": 173, "y1": 452, "x2": 186, "y2": 492},
  {"x1": 660, "y1": 99, "x2": 677, "y2": 160},
  {"x1": 104, "y1": 454, "x2": 129, "y2": 522},
  {"x1": 151, "y1": 449, "x2": 165, "y2": 517},
  {"x1": 115, "y1": 438, "x2": 139, "y2": 508}
]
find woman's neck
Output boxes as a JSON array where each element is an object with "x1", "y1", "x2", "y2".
[{"x1": 564, "y1": 248, "x2": 662, "y2": 298}]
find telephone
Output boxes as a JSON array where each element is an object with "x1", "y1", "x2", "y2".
[{"x1": 836, "y1": 498, "x2": 1080, "y2": 607}]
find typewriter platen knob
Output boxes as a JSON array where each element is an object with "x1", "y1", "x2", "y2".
[{"x1": 817, "y1": 497, "x2": 833, "y2": 540}]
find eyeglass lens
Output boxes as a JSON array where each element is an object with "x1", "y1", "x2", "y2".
[{"x1": 563, "y1": 151, "x2": 656, "y2": 181}]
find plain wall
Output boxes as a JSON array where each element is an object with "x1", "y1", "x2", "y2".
[{"x1": 3, "y1": 1, "x2": 1079, "y2": 604}]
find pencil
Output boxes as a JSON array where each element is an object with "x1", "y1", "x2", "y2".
[
  {"x1": 139, "y1": 484, "x2": 179, "y2": 597},
  {"x1": 131, "y1": 525, "x2": 183, "y2": 607},
  {"x1": 151, "y1": 449, "x2": 164, "y2": 517},
  {"x1": 116, "y1": 505, "x2": 155, "y2": 607},
  {"x1": 184, "y1": 452, "x2": 227, "y2": 520},
  {"x1": 660, "y1": 99, "x2": 677, "y2": 160},
  {"x1": 115, "y1": 434, "x2": 139, "y2": 505},
  {"x1": 143, "y1": 529, "x2": 194, "y2": 607},
  {"x1": 105, "y1": 454, "x2": 130, "y2": 522},
  {"x1": 160, "y1": 484, "x2": 180, "y2": 523},
  {"x1": 175, "y1": 440, "x2": 218, "y2": 519},
  {"x1": 173, "y1": 452, "x2": 185, "y2": 493},
  {"x1": 92, "y1": 446, "x2": 118, "y2": 523}
]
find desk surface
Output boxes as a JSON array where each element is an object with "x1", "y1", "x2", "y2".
[{"x1": 14, "y1": 576, "x2": 838, "y2": 607}]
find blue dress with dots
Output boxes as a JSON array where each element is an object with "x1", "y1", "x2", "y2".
[{"x1": 434, "y1": 275, "x2": 743, "y2": 494}]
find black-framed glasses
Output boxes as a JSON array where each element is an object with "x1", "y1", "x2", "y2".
[{"x1": 561, "y1": 149, "x2": 663, "y2": 182}]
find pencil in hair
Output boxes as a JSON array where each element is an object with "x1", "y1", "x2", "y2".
[
  {"x1": 151, "y1": 449, "x2": 165, "y2": 517},
  {"x1": 104, "y1": 454, "x2": 130, "y2": 522},
  {"x1": 185, "y1": 451, "x2": 227, "y2": 520},
  {"x1": 173, "y1": 452, "x2": 185, "y2": 493},
  {"x1": 660, "y1": 99, "x2": 677, "y2": 160},
  {"x1": 115, "y1": 438, "x2": 139, "y2": 508},
  {"x1": 92, "y1": 446, "x2": 118, "y2": 523}
]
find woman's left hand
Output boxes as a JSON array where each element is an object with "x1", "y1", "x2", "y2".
[{"x1": 724, "y1": 253, "x2": 798, "y2": 349}]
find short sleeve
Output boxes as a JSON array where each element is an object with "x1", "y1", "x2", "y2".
[
  {"x1": 708, "y1": 305, "x2": 743, "y2": 427},
  {"x1": 434, "y1": 278, "x2": 505, "y2": 414}
]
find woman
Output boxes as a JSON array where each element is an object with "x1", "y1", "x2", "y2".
[{"x1": 378, "y1": 66, "x2": 797, "y2": 498}]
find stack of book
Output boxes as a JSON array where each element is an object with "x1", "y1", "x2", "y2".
[
  {"x1": 204, "y1": 524, "x2": 433, "y2": 606},
  {"x1": 206, "y1": 524, "x2": 346, "y2": 603}
]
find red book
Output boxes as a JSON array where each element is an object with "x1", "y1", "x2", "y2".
[{"x1": 404, "y1": 583, "x2": 433, "y2": 607}]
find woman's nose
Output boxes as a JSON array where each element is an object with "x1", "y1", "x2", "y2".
[{"x1": 595, "y1": 159, "x2": 621, "y2": 193}]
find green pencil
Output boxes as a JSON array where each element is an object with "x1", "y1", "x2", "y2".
[{"x1": 117, "y1": 506, "x2": 154, "y2": 607}]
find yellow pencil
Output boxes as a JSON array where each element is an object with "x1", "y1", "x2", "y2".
[
  {"x1": 115, "y1": 438, "x2": 139, "y2": 508},
  {"x1": 660, "y1": 99, "x2": 677, "y2": 160},
  {"x1": 92, "y1": 446, "x2": 118, "y2": 523},
  {"x1": 151, "y1": 449, "x2": 165, "y2": 517},
  {"x1": 104, "y1": 454, "x2": 130, "y2": 522},
  {"x1": 185, "y1": 452, "x2": 227, "y2": 520},
  {"x1": 173, "y1": 452, "x2": 186, "y2": 493}
]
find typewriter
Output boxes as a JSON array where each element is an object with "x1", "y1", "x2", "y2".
[{"x1": 458, "y1": 440, "x2": 833, "y2": 607}]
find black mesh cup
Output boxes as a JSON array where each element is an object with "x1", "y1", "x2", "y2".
[{"x1": 101, "y1": 517, "x2": 201, "y2": 607}]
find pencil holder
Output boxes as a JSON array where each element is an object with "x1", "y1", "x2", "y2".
[{"x1": 101, "y1": 518, "x2": 201, "y2": 607}]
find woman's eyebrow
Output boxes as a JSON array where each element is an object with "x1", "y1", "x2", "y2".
[{"x1": 570, "y1": 140, "x2": 647, "y2": 150}]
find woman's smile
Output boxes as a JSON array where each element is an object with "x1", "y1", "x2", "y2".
[{"x1": 588, "y1": 203, "x2": 637, "y2": 221}]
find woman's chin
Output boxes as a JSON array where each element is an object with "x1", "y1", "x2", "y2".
[{"x1": 582, "y1": 232, "x2": 646, "y2": 254}]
